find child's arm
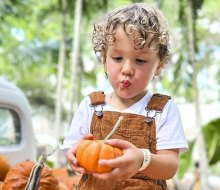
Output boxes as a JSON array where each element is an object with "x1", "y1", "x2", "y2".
[
  {"x1": 142, "y1": 149, "x2": 179, "y2": 179},
  {"x1": 93, "y1": 139, "x2": 179, "y2": 180}
]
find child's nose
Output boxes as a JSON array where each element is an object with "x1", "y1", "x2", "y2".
[{"x1": 121, "y1": 60, "x2": 134, "y2": 76}]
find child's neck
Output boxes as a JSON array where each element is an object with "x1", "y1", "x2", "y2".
[{"x1": 108, "y1": 91, "x2": 147, "y2": 111}]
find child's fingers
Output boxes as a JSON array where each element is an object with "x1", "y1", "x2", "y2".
[
  {"x1": 93, "y1": 167, "x2": 128, "y2": 180},
  {"x1": 105, "y1": 139, "x2": 134, "y2": 149},
  {"x1": 66, "y1": 153, "x2": 86, "y2": 174},
  {"x1": 98, "y1": 155, "x2": 127, "y2": 168},
  {"x1": 93, "y1": 168, "x2": 118, "y2": 180},
  {"x1": 83, "y1": 134, "x2": 94, "y2": 140},
  {"x1": 66, "y1": 150, "x2": 78, "y2": 165},
  {"x1": 69, "y1": 164, "x2": 86, "y2": 174}
]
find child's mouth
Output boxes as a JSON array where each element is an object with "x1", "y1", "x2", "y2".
[{"x1": 120, "y1": 80, "x2": 131, "y2": 88}]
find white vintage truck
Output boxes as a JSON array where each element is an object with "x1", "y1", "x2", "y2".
[{"x1": 0, "y1": 79, "x2": 36, "y2": 166}]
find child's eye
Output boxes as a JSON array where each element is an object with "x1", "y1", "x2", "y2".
[
  {"x1": 112, "y1": 57, "x2": 123, "y2": 62},
  {"x1": 136, "y1": 59, "x2": 147, "y2": 64}
]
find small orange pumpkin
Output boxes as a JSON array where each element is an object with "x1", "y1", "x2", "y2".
[
  {"x1": 76, "y1": 139, "x2": 123, "y2": 173},
  {"x1": 76, "y1": 116, "x2": 123, "y2": 173},
  {"x1": 3, "y1": 160, "x2": 59, "y2": 190},
  {"x1": 0, "y1": 155, "x2": 10, "y2": 181}
]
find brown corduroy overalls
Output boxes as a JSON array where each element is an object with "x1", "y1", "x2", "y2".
[{"x1": 78, "y1": 91, "x2": 171, "y2": 190}]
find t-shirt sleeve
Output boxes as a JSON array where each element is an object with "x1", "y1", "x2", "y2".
[
  {"x1": 60, "y1": 96, "x2": 93, "y2": 154},
  {"x1": 156, "y1": 99, "x2": 188, "y2": 153}
]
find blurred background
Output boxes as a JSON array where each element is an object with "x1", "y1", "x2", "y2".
[{"x1": 0, "y1": 0, "x2": 219, "y2": 189}]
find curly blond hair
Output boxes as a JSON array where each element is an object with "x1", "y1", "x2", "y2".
[{"x1": 92, "y1": 3, "x2": 169, "y2": 67}]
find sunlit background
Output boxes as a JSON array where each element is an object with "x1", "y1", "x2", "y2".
[{"x1": 0, "y1": 0, "x2": 219, "y2": 189}]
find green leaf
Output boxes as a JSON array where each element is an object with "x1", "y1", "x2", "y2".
[
  {"x1": 177, "y1": 141, "x2": 194, "y2": 179},
  {"x1": 202, "y1": 118, "x2": 220, "y2": 165}
]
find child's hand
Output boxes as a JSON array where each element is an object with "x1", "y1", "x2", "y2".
[
  {"x1": 66, "y1": 134, "x2": 94, "y2": 174},
  {"x1": 93, "y1": 139, "x2": 144, "y2": 180}
]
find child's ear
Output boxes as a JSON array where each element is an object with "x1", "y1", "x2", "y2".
[{"x1": 154, "y1": 64, "x2": 162, "y2": 76}]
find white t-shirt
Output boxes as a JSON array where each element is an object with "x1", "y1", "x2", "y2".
[{"x1": 61, "y1": 91, "x2": 188, "y2": 153}]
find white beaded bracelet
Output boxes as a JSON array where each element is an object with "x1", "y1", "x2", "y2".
[{"x1": 138, "y1": 149, "x2": 151, "y2": 171}]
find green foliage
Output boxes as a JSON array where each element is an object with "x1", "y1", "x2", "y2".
[
  {"x1": 161, "y1": 0, "x2": 220, "y2": 103},
  {"x1": 177, "y1": 118, "x2": 220, "y2": 178},
  {"x1": 0, "y1": 0, "x2": 28, "y2": 20},
  {"x1": 192, "y1": 0, "x2": 204, "y2": 20},
  {"x1": 83, "y1": 0, "x2": 109, "y2": 19},
  {"x1": 1, "y1": 0, "x2": 218, "y2": 108},
  {"x1": 202, "y1": 118, "x2": 220, "y2": 165},
  {"x1": 58, "y1": 0, "x2": 109, "y2": 20},
  {"x1": 179, "y1": 0, "x2": 204, "y2": 22},
  {"x1": 177, "y1": 141, "x2": 194, "y2": 178},
  {"x1": 45, "y1": 159, "x2": 54, "y2": 168}
]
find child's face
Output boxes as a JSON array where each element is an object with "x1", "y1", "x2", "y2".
[{"x1": 104, "y1": 26, "x2": 161, "y2": 99}]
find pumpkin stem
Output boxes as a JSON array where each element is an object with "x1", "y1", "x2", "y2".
[
  {"x1": 24, "y1": 156, "x2": 45, "y2": 190},
  {"x1": 103, "y1": 116, "x2": 123, "y2": 143},
  {"x1": 24, "y1": 149, "x2": 58, "y2": 190}
]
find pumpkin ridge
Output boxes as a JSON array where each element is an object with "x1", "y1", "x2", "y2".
[
  {"x1": 76, "y1": 140, "x2": 92, "y2": 167},
  {"x1": 96, "y1": 143, "x2": 114, "y2": 173},
  {"x1": 87, "y1": 141, "x2": 101, "y2": 172},
  {"x1": 97, "y1": 143, "x2": 105, "y2": 172}
]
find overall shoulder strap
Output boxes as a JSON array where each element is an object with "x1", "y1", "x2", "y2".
[
  {"x1": 88, "y1": 91, "x2": 105, "y2": 106},
  {"x1": 146, "y1": 93, "x2": 171, "y2": 111}
]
